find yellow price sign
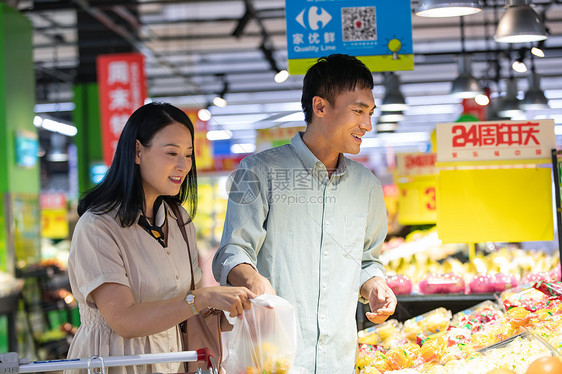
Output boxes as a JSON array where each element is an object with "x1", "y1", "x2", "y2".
[
  {"x1": 397, "y1": 176, "x2": 437, "y2": 225},
  {"x1": 41, "y1": 208, "x2": 69, "y2": 239},
  {"x1": 437, "y1": 168, "x2": 553, "y2": 243}
]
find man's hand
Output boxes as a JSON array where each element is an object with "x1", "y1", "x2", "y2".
[
  {"x1": 227, "y1": 263, "x2": 276, "y2": 296},
  {"x1": 361, "y1": 276, "x2": 397, "y2": 324}
]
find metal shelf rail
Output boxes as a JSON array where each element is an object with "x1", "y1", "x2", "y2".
[{"x1": 0, "y1": 349, "x2": 217, "y2": 374}]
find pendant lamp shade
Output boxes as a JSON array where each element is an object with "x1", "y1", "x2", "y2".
[
  {"x1": 381, "y1": 73, "x2": 408, "y2": 112},
  {"x1": 451, "y1": 55, "x2": 482, "y2": 98},
  {"x1": 521, "y1": 73, "x2": 549, "y2": 110},
  {"x1": 376, "y1": 123, "x2": 398, "y2": 133},
  {"x1": 379, "y1": 111, "x2": 405, "y2": 123},
  {"x1": 497, "y1": 78, "x2": 523, "y2": 118},
  {"x1": 415, "y1": 0, "x2": 482, "y2": 17},
  {"x1": 495, "y1": 0, "x2": 547, "y2": 43}
]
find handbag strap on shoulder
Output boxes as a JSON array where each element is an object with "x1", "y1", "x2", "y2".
[{"x1": 169, "y1": 202, "x2": 196, "y2": 291}]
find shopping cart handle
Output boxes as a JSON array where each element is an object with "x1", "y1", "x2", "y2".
[{"x1": 195, "y1": 348, "x2": 212, "y2": 369}]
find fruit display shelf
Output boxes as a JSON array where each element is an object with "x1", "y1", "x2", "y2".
[{"x1": 394, "y1": 293, "x2": 499, "y2": 322}]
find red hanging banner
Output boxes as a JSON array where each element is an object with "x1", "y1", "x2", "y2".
[{"x1": 97, "y1": 53, "x2": 147, "y2": 166}]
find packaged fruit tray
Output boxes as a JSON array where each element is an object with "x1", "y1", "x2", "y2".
[
  {"x1": 367, "y1": 331, "x2": 560, "y2": 374},
  {"x1": 358, "y1": 319, "x2": 403, "y2": 347},
  {"x1": 403, "y1": 307, "x2": 452, "y2": 343},
  {"x1": 499, "y1": 283, "x2": 562, "y2": 312},
  {"x1": 451, "y1": 300, "x2": 505, "y2": 328}
]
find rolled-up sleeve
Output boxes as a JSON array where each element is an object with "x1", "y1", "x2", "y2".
[
  {"x1": 69, "y1": 214, "x2": 130, "y2": 308},
  {"x1": 212, "y1": 157, "x2": 270, "y2": 286},
  {"x1": 360, "y1": 176, "x2": 387, "y2": 289}
]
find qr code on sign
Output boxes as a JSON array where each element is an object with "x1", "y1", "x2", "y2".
[{"x1": 342, "y1": 7, "x2": 377, "y2": 42}]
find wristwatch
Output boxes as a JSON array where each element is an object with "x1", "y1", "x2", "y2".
[{"x1": 186, "y1": 291, "x2": 198, "y2": 315}]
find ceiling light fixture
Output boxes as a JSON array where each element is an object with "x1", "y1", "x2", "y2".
[
  {"x1": 231, "y1": 1, "x2": 255, "y2": 38},
  {"x1": 260, "y1": 40, "x2": 289, "y2": 83},
  {"x1": 198, "y1": 108, "x2": 212, "y2": 122},
  {"x1": 531, "y1": 46, "x2": 545, "y2": 57},
  {"x1": 212, "y1": 75, "x2": 229, "y2": 107},
  {"x1": 415, "y1": 0, "x2": 482, "y2": 17},
  {"x1": 497, "y1": 77, "x2": 523, "y2": 117},
  {"x1": 451, "y1": 18, "x2": 483, "y2": 99},
  {"x1": 495, "y1": 0, "x2": 548, "y2": 44},
  {"x1": 512, "y1": 59, "x2": 527, "y2": 73},
  {"x1": 512, "y1": 48, "x2": 528, "y2": 73},
  {"x1": 380, "y1": 73, "x2": 408, "y2": 112},
  {"x1": 274, "y1": 70, "x2": 289, "y2": 83},
  {"x1": 376, "y1": 123, "x2": 398, "y2": 133},
  {"x1": 206, "y1": 130, "x2": 233, "y2": 141},
  {"x1": 521, "y1": 57, "x2": 549, "y2": 110},
  {"x1": 213, "y1": 97, "x2": 228, "y2": 107},
  {"x1": 521, "y1": 73, "x2": 549, "y2": 110},
  {"x1": 451, "y1": 54, "x2": 483, "y2": 98},
  {"x1": 40, "y1": 117, "x2": 78, "y2": 137},
  {"x1": 379, "y1": 111, "x2": 405, "y2": 123},
  {"x1": 531, "y1": 41, "x2": 545, "y2": 57},
  {"x1": 231, "y1": 143, "x2": 256, "y2": 154},
  {"x1": 475, "y1": 93, "x2": 490, "y2": 106}
]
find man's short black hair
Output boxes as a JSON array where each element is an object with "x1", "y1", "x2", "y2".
[{"x1": 301, "y1": 54, "x2": 374, "y2": 125}]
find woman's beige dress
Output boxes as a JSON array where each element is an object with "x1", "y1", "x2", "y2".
[{"x1": 65, "y1": 203, "x2": 202, "y2": 373}]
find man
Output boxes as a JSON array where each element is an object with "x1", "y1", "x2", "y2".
[{"x1": 212, "y1": 54, "x2": 396, "y2": 374}]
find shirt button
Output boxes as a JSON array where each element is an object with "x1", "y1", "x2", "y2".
[
  {"x1": 323, "y1": 251, "x2": 329, "y2": 257},
  {"x1": 167, "y1": 251, "x2": 171, "y2": 255},
  {"x1": 176, "y1": 275, "x2": 179, "y2": 280},
  {"x1": 170, "y1": 348, "x2": 175, "y2": 352},
  {"x1": 320, "y1": 314, "x2": 325, "y2": 320},
  {"x1": 322, "y1": 282, "x2": 327, "y2": 289},
  {"x1": 325, "y1": 220, "x2": 330, "y2": 225}
]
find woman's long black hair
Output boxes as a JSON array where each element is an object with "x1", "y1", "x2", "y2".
[{"x1": 77, "y1": 102, "x2": 198, "y2": 226}]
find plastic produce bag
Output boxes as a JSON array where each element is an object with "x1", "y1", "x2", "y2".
[{"x1": 222, "y1": 294, "x2": 298, "y2": 374}]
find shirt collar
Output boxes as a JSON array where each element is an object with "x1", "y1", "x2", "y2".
[
  {"x1": 137, "y1": 197, "x2": 168, "y2": 247},
  {"x1": 290, "y1": 132, "x2": 347, "y2": 176},
  {"x1": 153, "y1": 197, "x2": 167, "y2": 226}
]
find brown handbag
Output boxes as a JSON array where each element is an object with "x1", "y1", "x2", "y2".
[{"x1": 171, "y1": 203, "x2": 231, "y2": 372}]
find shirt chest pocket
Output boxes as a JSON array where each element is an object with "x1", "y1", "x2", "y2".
[{"x1": 342, "y1": 215, "x2": 367, "y2": 262}]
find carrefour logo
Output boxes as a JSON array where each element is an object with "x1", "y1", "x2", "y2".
[{"x1": 296, "y1": 6, "x2": 332, "y2": 30}]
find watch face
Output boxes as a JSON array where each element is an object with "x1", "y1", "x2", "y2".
[{"x1": 186, "y1": 294, "x2": 195, "y2": 304}]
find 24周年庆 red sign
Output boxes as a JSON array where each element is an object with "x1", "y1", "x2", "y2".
[{"x1": 435, "y1": 119, "x2": 555, "y2": 163}]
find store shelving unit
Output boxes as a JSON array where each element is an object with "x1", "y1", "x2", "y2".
[
  {"x1": 0, "y1": 292, "x2": 20, "y2": 352},
  {"x1": 16, "y1": 265, "x2": 75, "y2": 360}
]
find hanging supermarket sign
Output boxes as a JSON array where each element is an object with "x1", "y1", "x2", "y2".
[
  {"x1": 285, "y1": 0, "x2": 413, "y2": 74},
  {"x1": 436, "y1": 119, "x2": 555, "y2": 163},
  {"x1": 396, "y1": 152, "x2": 436, "y2": 177},
  {"x1": 97, "y1": 53, "x2": 147, "y2": 166},
  {"x1": 255, "y1": 126, "x2": 305, "y2": 152}
]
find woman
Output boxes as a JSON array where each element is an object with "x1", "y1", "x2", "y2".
[{"x1": 66, "y1": 102, "x2": 255, "y2": 373}]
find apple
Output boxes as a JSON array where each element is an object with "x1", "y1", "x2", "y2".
[
  {"x1": 445, "y1": 273, "x2": 466, "y2": 294},
  {"x1": 419, "y1": 276, "x2": 442, "y2": 294},
  {"x1": 491, "y1": 273, "x2": 518, "y2": 292},
  {"x1": 386, "y1": 275, "x2": 413, "y2": 295},
  {"x1": 520, "y1": 272, "x2": 549, "y2": 285},
  {"x1": 469, "y1": 274, "x2": 495, "y2": 294}
]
